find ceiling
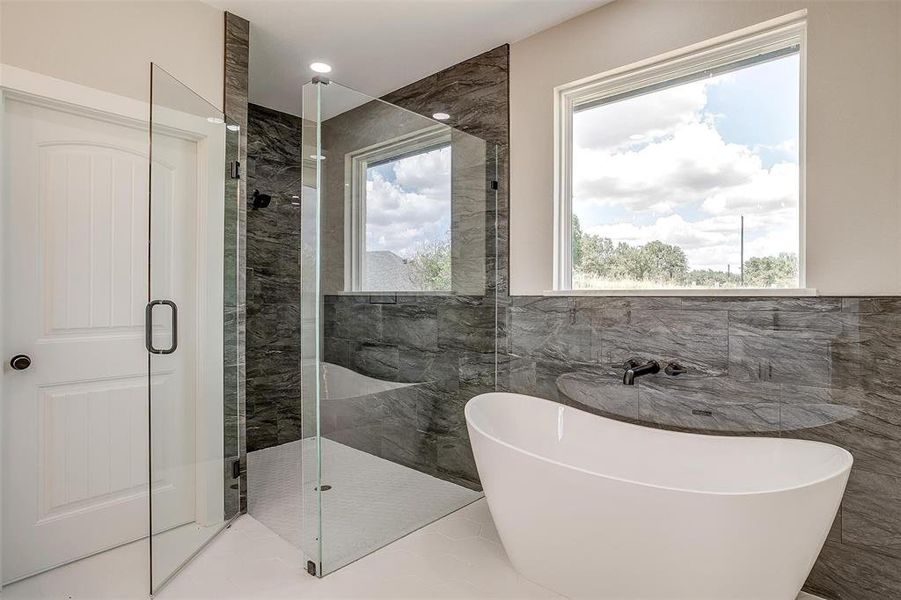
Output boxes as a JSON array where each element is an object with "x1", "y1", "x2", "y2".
[{"x1": 208, "y1": 0, "x2": 610, "y2": 117}]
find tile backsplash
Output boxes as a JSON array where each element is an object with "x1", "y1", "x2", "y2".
[{"x1": 503, "y1": 295, "x2": 901, "y2": 600}]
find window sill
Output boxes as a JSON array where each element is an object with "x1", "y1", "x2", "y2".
[{"x1": 543, "y1": 288, "x2": 818, "y2": 297}]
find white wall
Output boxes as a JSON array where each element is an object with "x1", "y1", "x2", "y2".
[
  {"x1": 0, "y1": 0, "x2": 224, "y2": 110},
  {"x1": 510, "y1": 0, "x2": 901, "y2": 295}
]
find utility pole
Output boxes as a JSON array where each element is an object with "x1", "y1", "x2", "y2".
[{"x1": 740, "y1": 215, "x2": 745, "y2": 286}]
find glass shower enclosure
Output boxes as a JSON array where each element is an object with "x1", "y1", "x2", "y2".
[
  {"x1": 0, "y1": 64, "x2": 239, "y2": 597},
  {"x1": 148, "y1": 64, "x2": 241, "y2": 593},
  {"x1": 299, "y1": 79, "x2": 498, "y2": 575}
]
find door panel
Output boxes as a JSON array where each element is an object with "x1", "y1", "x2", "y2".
[
  {"x1": 2, "y1": 97, "x2": 153, "y2": 583},
  {"x1": 2, "y1": 68, "x2": 237, "y2": 589}
]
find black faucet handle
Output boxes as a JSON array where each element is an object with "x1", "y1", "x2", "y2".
[
  {"x1": 622, "y1": 358, "x2": 641, "y2": 370},
  {"x1": 664, "y1": 362, "x2": 687, "y2": 376}
]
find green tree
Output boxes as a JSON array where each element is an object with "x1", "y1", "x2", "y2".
[
  {"x1": 408, "y1": 236, "x2": 451, "y2": 290},
  {"x1": 687, "y1": 268, "x2": 740, "y2": 288},
  {"x1": 743, "y1": 252, "x2": 798, "y2": 287},
  {"x1": 572, "y1": 221, "x2": 798, "y2": 289},
  {"x1": 640, "y1": 240, "x2": 689, "y2": 283},
  {"x1": 575, "y1": 233, "x2": 688, "y2": 284},
  {"x1": 580, "y1": 234, "x2": 616, "y2": 277}
]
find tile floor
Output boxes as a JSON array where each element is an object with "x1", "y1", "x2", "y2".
[
  {"x1": 161, "y1": 499, "x2": 558, "y2": 599},
  {"x1": 247, "y1": 437, "x2": 482, "y2": 573},
  {"x1": 1, "y1": 499, "x2": 828, "y2": 599}
]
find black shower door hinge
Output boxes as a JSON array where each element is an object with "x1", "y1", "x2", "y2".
[
  {"x1": 230, "y1": 161, "x2": 241, "y2": 179},
  {"x1": 490, "y1": 180, "x2": 499, "y2": 190},
  {"x1": 232, "y1": 459, "x2": 241, "y2": 479}
]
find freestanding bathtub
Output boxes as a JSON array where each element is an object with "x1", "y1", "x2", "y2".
[{"x1": 465, "y1": 392, "x2": 853, "y2": 600}]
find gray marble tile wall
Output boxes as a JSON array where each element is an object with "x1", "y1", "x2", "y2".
[
  {"x1": 323, "y1": 293, "x2": 495, "y2": 489},
  {"x1": 501, "y1": 295, "x2": 901, "y2": 599},
  {"x1": 224, "y1": 11, "x2": 249, "y2": 515},
  {"x1": 245, "y1": 103, "x2": 304, "y2": 453}
]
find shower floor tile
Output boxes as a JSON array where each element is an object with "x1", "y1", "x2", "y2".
[{"x1": 247, "y1": 437, "x2": 483, "y2": 573}]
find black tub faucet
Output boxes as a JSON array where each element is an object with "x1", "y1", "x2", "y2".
[{"x1": 623, "y1": 360, "x2": 660, "y2": 385}]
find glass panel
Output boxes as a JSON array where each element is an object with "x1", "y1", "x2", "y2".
[
  {"x1": 149, "y1": 64, "x2": 240, "y2": 593},
  {"x1": 300, "y1": 79, "x2": 497, "y2": 576}
]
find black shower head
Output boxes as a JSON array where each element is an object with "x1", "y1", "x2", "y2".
[{"x1": 252, "y1": 190, "x2": 272, "y2": 210}]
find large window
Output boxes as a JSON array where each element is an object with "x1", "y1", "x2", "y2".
[
  {"x1": 348, "y1": 128, "x2": 452, "y2": 292},
  {"x1": 556, "y1": 22, "x2": 804, "y2": 291}
]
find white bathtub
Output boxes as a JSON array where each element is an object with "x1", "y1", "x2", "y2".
[{"x1": 465, "y1": 392, "x2": 852, "y2": 600}]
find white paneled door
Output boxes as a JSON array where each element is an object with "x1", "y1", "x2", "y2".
[{"x1": 1, "y1": 95, "x2": 197, "y2": 583}]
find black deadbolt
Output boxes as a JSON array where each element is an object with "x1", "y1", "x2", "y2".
[{"x1": 10, "y1": 354, "x2": 31, "y2": 370}]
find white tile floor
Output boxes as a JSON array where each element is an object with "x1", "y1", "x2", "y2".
[
  {"x1": 248, "y1": 437, "x2": 482, "y2": 573},
  {"x1": 0, "y1": 521, "x2": 227, "y2": 599},
  {"x1": 0, "y1": 499, "x2": 828, "y2": 599},
  {"x1": 161, "y1": 500, "x2": 827, "y2": 600},
  {"x1": 160, "y1": 499, "x2": 561, "y2": 600}
]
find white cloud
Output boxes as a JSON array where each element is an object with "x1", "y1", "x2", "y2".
[
  {"x1": 392, "y1": 145, "x2": 451, "y2": 196},
  {"x1": 365, "y1": 147, "x2": 451, "y2": 258},
  {"x1": 573, "y1": 80, "x2": 709, "y2": 152},
  {"x1": 573, "y1": 75, "x2": 799, "y2": 272},
  {"x1": 702, "y1": 161, "x2": 798, "y2": 216}
]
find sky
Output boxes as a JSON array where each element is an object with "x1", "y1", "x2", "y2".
[
  {"x1": 365, "y1": 144, "x2": 451, "y2": 258},
  {"x1": 572, "y1": 53, "x2": 800, "y2": 272}
]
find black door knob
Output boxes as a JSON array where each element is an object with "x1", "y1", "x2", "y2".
[{"x1": 10, "y1": 354, "x2": 31, "y2": 370}]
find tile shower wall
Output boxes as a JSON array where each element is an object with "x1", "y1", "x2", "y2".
[
  {"x1": 223, "y1": 11, "x2": 249, "y2": 515},
  {"x1": 245, "y1": 103, "x2": 304, "y2": 453},
  {"x1": 323, "y1": 294, "x2": 496, "y2": 489},
  {"x1": 502, "y1": 295, "x2": 901, "y2": 600}
]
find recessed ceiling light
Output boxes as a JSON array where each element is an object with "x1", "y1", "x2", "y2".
[
  {"x1": 207, "y1": 117, "x2": 225, "y2": 124},
  {"x1": 309, "y1": 154, "x2": 326, "y2": 160},
  {"x1": 226, "y1": 123, "x2": 240, "y2": 132},
  {"x1": 432, "y1": 112, "x2": 451, "y2": 121},
  {"x1": 310, "y1": 62, "x2": 332, "y2": 74},
  {"x1": 629, "y1": 133, "x2": 645, "y2": 141}
]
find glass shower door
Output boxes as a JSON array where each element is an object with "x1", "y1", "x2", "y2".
[
  {"x1": 148, "y1": 64, "x2": 240, "y2": 593},
  {"x1": 301, "y1": 79, "x2": 497, "y2": 576}
]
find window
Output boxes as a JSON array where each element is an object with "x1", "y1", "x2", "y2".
[
  {"x1": 348, "y1": 127, "x2": 452, "y2": 292},
  {"x1": 555, "y1": 20, "x2": 805, "y2": 291}
]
